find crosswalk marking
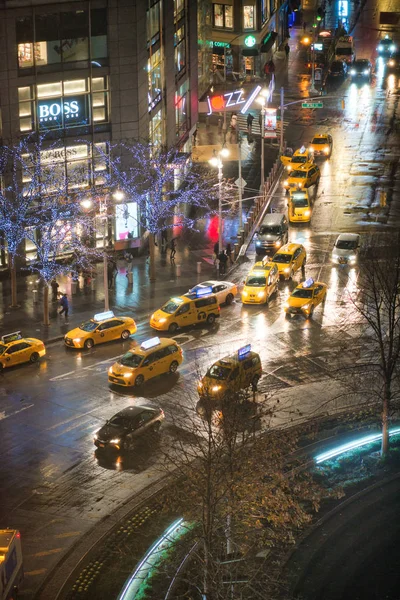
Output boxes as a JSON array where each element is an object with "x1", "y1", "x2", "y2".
[{"x1": 236, "y1": 112, "x2": 289, "y2": 136}]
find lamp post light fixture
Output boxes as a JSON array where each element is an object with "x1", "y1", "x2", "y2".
[{"x1": 209, "y1": 147, "x2": 230, "y2": 254}]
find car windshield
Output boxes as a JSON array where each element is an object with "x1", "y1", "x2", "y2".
[
  {"x1": 381, "y1": 39, "x2": 392, "y2": 45},
  {"x1": 311, "y1": 138, "x2": 326, "y2": 145},
  {"x1": 208, "y1": 365, "x2": 231, "y2": 380},
  {"x1": 273, "y1": 253, "x2": 292, "y2": 264},
  {"x1": 292, "y1": 289, "x2": 313, "y2": 298},
  {"x1": 355, "y1": 61, "x2": 369, "y2": 68},
  {"x1": 337, "y1": 48, "x2": 352, "y2": 55},
  {"x1": 292, "y1": 198, "x2": 309, "y2": 207},
  {"x1": 246, "y1": 276, "x2": 267, "y2": 286},
  {"x1": 118, "y1": 352, "x2": 143, "y2": 368},
  {"x1": 0, "y1": 345, "x2": 6, "y2": 356},
  {"x1": 259, "y1": 225, "x2": 280, "y2": 235},
  {"x1": 161, "y1": 300, "x2": 182, "y2": 314},
  {"x1": 290, "y1": 170, "x2": 307, "y2": 178},
  {"x1": 108, "y1": 416, "x2": 130, "y2": 428},
  {"x1": 79, "y1": 320, "x2": 98, "y2": 332},
  {"x1": 292, "y1": 156, "x2": 308, "y2": 164},
  {"x1": 336, "y1": 240, "x2": 357, "y2": 250}
]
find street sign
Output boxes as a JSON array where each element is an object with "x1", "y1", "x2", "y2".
[
  {"x1": 302, "y1": 102, "x2": 323, "y2": 108},
  {"x1": 235, "y1": 177, "x2": 247, "y2": 189}
]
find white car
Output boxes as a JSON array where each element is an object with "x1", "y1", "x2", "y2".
[
  {"x1": 186, "y1": 280, "x2": 237, "y2": 305},
  {"x1": 332, "y1": 233, "x2": 360, "y2": 265}
]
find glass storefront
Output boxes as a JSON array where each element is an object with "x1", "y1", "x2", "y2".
[
  {"x1": 175, "y1": 80, "x2": 189, "y2": 139},
  {"x1": 148, "y1": 49, "x2": 162, "y2": 110}
]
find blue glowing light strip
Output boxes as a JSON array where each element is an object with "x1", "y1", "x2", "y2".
[
  {"x1": 118, "y1": 518, "x2": 185, "y2": 600},
  {"x1": 240, "y1": 85, "x2": 262, "y2": 115},
  {"x1": 315, "y1": 427, "x2": 400, "y2": 464}
]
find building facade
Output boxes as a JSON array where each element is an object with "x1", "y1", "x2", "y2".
[
  {"x1": 0, "y1": 0, "x2": 199, "y2": 265},
  {"x1": 209, "y1": 0, "x2": 294, "y2": 81}
]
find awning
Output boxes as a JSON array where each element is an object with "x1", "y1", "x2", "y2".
[
  {"x1": 242, "y1": 48, "x2": 259, "y2": 57},
  {"x1": 260, "y1": 31, "x2": 278, "y2": 53}
]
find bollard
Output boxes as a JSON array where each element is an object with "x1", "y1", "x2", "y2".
[
  {"x1": 91, "y1": 278, "x2": 96, "y2": 290},
  {"x1": 234, "y1": 243, "x2": 240, "y2": 258},
  {"x1": 127, "y1": 271, "x2": 133, "y2": 284},
  {"x1": 71, "y1": 280, "x2": 78, "y2": 295},
  {"x1": 176, "y1": 264, "x2": 182, "y2": 277},
  {"x1": 32, "y1": 289, "x2": 38, "y2": 303},
  {"x1": 196, "y1": 261, "x2": 202, "y2": 274}
]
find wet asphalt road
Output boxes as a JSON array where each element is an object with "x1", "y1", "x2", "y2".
[{"x1": 1, "y1": 1, "x2": 400, "y2": 597}]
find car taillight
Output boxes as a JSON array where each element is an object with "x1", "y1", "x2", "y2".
[{"x1": 218, "y1": 306, "x2": 221, "y2": 311}]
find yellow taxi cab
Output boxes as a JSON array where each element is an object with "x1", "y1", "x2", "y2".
[
  {"x1": 64, "y1": 310, "x2": 137, "y2": 349},
  {"x1": 283, "y1": 164, "x2": 320, "y2": 191},
  {"x1": 284, "y1": 277, "x2": 327, "y2": 318},
  {"x1": 281, "y1": 146, "x2": 314, "y2": 172},
  {"x1": 309, "y1": 133, "x2": 333, "y2": 157},
  {"x1": 288, "y1": 189, "x2": 313, "y2": 223},
  {"x1": 0, "y1": 331, "x2": 46, "y2": 371},
  {"x1": 198, "y1": 344, "x2": 262, "y2": 398},
  {"x1": 150, "y1": 294, "x2": 220, "y2": 334},
  {"x1": 108, "y1": 336, "x2": 183, "y2": 387},
  {"x1": 241, "y1": 262, "x2": 279, "y2": 305},
  {"x1": 272, "y1": 243, "x2": 307, "y2": 280}
]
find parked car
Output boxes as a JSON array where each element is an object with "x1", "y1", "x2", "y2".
[{"x1": 329, "y1": 60, "x2": 348, "y2": 78}]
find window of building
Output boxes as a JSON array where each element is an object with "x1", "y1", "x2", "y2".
[
  {"x1": 243, "y1": 6, "x2": 255, "y2": 29},
  {"x1": 175, "y1": 81, "x2": 189, "y2": 139},
  {"x1": 261, "y1": 0, "x2": 268, "y2": 24},
  {"x1": 148, "y1": 49, "x2": 162, "y2": 110},
  {"x1": 18, "y1": 77, "x2": 109, "y2": 133},
  {"x1": 270, "y1": 0, "x2": 276, "y2": 17},
  {"x1": 174, "y1": 0, "x2": 185, "y2": 22},
  {"x1": 175, "y1": 25, "x2": 186, "y2": 76},
  {"x1": 213, "y1": 4, "x2": 233, "y2": 29},
  {"x1": 149, "y1": 108, "x2": 163, "y2": 148},
  {"x1": 16, "y1": 9, "x2": 107, "y2": 72},
  {"x1": 147, "y1": 1, "x2": 161, "y2": 45}
]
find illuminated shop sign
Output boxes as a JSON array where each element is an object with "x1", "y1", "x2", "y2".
[
  {"x1": 206, "y1": 90, "x2": 246, "y2": 114},
  {"x1": 37, "y1": 95, "x2": 88, "y2": 130},
  {"x1": 338, "y1": 0, "x2": 348, "y2": 17}
]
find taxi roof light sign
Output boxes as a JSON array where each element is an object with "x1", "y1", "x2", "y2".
[
  {"x1": 94, "y1": 310, "x2": 115, "y2": 322},
  {"x1": 303, "y1": 278, "x2": 314, "y2": 288},
  {"x1": 196, "y1": 286, "x2": 213, "y2": 297},
  {"x1": 1, "y1": 331, "x2": 22, "y2": 344},
  {"x1": 238, "y1": 344, "x2": 251, "y2": 360},
  {"x1": 141, "y1": 337, "x2": 161, "y2": 350}
]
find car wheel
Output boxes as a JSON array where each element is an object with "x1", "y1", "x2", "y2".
[
  {"x1": 251, "y1": 375, "x2": 259, "y2": 391},
  {"x1": 306, "y1": 306, "x2": 315, "y2": 319},
  {"x1": 135, "y1": 374, "x2": 145, "y2": 386},
  {"x1": 152, "y1": 421, "x2": 161, "y2": 434},
  {"x1": 225, "y1": 293, "x2": 234, "y2": 306},
  {"x1": 121, "y1": 330, "x2": 130, "y2": 340},
  {"x1": 84, "y1": 338, "x2": 94, "y2": 350},
  {"x1": 169, "y1": 361, "x2": 179, "y2": 374},
  {"x1": 207, "y1": 314, "x2": 216, "y2": 325},
  {"x1": 30, "y1": 352, "x2": 39, "y2": 363},
  {"x1": 168, "y1": 322, "x2": 178, "y2": 334}
]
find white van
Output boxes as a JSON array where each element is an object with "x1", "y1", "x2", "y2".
[{"x1": 335, "y1": 36, "x2": 355, "y2": 64}]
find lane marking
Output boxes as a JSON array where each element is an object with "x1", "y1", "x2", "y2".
[
  {"x1": 49, "y1": 354, "x2": 123, "y2": 381},
  {"x1": 32, "y1": 548, "x2": 63, "y2": 558},
  {"x1": 54, "y1": 531, "x2": 81, "y2": 539},
  {"x1": 25, "y1": 569, "x2": 47, "y2": 577},
  {"x1": 0, "y1": 403, "x2": 34, "y2": 421}
]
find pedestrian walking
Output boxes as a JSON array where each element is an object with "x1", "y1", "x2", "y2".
[
  {"x1": 107, "y1": 260, "x2": 117, "y2": 289},
  {"x1": 246, "y1": 113, "x2": 254, "y2": 133},
  {"x1": 285, "y1": 43, "x2": 290, "y2": 59},
  {"x1": 303, "y1": 20, "x2": 307, "y2": 31},
  {"x1": 263, "y1": 61, "x2": 270, "y2": 81},
  {"x1": 226, "y1": 243, "x2": 233, "y2": 265},
  {"x1": 213, "y1": 242, "x2": 219, "y2": 265},
  {"x1": 161, "y1": 230, "x2": 168, "y2": 254},
  {"x1": 58, "y1": 293, "x2": 69, "y2": 318},
  {"x1": 170, "y1": 238, "x2": 177, "y2": 262},
  {"x1": 218, "y1": 250, "x2": 228, "y2": 276},
  {"x1": 268, "y1": 59, "x2": 275, "y2": 75},
  {"x1": 51, "y1": 279, "x2": 59, "y2": 301}
]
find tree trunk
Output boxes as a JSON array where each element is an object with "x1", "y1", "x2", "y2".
[
  {"x1": 381, "y1": 382, "x2": 390, "y2": 456},
  {"x1": 43, "y1": 283, "x2": 50, "y2": 326},
  {"x1": 149, "y1": 232, "x2": 156, "y2": 283},
  {"x1": 9, "y1": 253, "x2": 18, "y2": 308}
]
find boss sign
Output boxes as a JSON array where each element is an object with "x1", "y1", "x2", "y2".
[{"x1": 37, "y1": 96, "x2": 87, "y2": 129}]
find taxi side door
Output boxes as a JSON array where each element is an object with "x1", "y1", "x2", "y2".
[
  {"x1": 106, "y1": 319, "x2": 125, "y2": 341},
  {"x1": 312, "y1": 284, "x2": 326, "y2": 307},
  {"x1": 96, "y1": 321, "x2": 114, "y2": 343},
  {"x1": 141, "y1": 350, "x2": 163, "y2": 379},
  {"x1": 175, "y1": 302, "x2": 194, "y2": 327},
  {"x1": 267, "y1": 265, "x2": 279, "y2": 298},
  {"x1": 293, "y1": 247, "x2": 306, "y2": 273},
  {"x1": 3, "y1": 342, "x2": 30, "y2": 367},
  {"x1": 227, "y1": 366, "x2": 240, "y2": 392}
]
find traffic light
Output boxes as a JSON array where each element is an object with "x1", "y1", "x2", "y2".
[
  {"x1": 316, "y1": 7, "x2": 324, "y2": 21},
  {"x1": 341, "y1": 99, "x2": 345, "y2": 109}
]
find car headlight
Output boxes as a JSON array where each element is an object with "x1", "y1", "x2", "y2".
[
  {"x1": 388, "y1": 60, "x2": 395, "y2": 66},
  {"x1": 197, "y1": 381, "x2": 203, "y2": 389},
  {"x1": 242, "y1": 290, "x2": 248, "y2": 297},
  {"x1": 287, "y1": 165, "x2": 292, "y2": 171},
  {"x1": 390, "y1": 45, "x2": 395, "y2": 52},
  {"x1": 363, "y1": 69, "x2": 369, "y2": 75},
  {"x1": 73, "y1": 338, "x2": 81, "y2": 343},
  {"x1": 284, "y1": 267, "x2": 290, "y2": 273},
  {"x1": 304, "y1": 209, "x2": 311, "y2": 217},
  {"x1": 93, "y1": 428, "x2": 100, "y2": 441},
  {"x1": 297, "y1": 182, "x2": 303, "y2": 188},
  {"x1": 284, "y1": 302, "x2": 289, "y2": 308},
  {"x1": 257, "y1": 291, "x2": 266, "y2": 298},
  {"x1": 284, "y1": 180, "x2": 289, "y2": 186},
  {"x1": 212, "y1": 385, "x2": 222, "y2": 392},
  {"x1": 158, "y1": 317, "x2": 167, "y2": 323},
  {"x1": 349, "y1": 254, "x2": 356, "y2": 260},
  {"x1": 256, "y1": 241, "x2": 261, "y2": 246},
  {"x1": 332, "y1": 254, "x2": 339, "y2": 260},
  {"x1": 350, "y1": 69, "x2": 356, "y2": 75},
  {"x1": 123, "y1": 373, "x2": 132, "y2": 378},
  {"x1": 378, "y1": 45, "x2": 383, "y2": 51},
  {"x1": 309, "y1": 146, "x2": 314, "y2": 152},
  {"x1": 324, "y1": 146, "x2": 330, "y2": 154},
  {"x1": 108, "y1": 367, "x2": 113, "y2": 374},
  {"x1": 109, "y1": 438, "x2": 120, "y2": 444},
  {"x1": 302, "y1": 303, "x2": 311, "y2": 311},
  {"x1": 275, "y1": 241, "x2": 281, "y2": 247}
]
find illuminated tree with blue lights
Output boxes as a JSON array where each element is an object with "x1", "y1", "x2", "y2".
[{"x1": 100, "y1": 141, "x2": 217, "y2": 281}]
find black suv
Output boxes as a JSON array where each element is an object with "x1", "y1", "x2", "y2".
[
  {"x1": 94, "y1": 406, "x2": 164, "y2": 451},
  {"x1": 350, "y1": 59, "x2": 372, "y2": 82},
  {"x1": 329, "y1": 60, "x2": 347, "y2": 78}
]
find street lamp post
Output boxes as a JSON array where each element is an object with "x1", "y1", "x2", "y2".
[
  {"x1": 209, "y1": 147, "x2": 230, "y2": 253},
  {"x1": 257, "y1": 88, "x2": 269, "y2": 196}
]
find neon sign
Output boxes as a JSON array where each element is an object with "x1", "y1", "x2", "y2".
[
  {"x1": 244, "y1": 35, "x2": 256, "y2": 48},
  {"x1": 338, "y1": 0, "x2": 348, "y2": 17},
  {"x1": 206, "y1": 90, "x2": 246, "y2": 115}
]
